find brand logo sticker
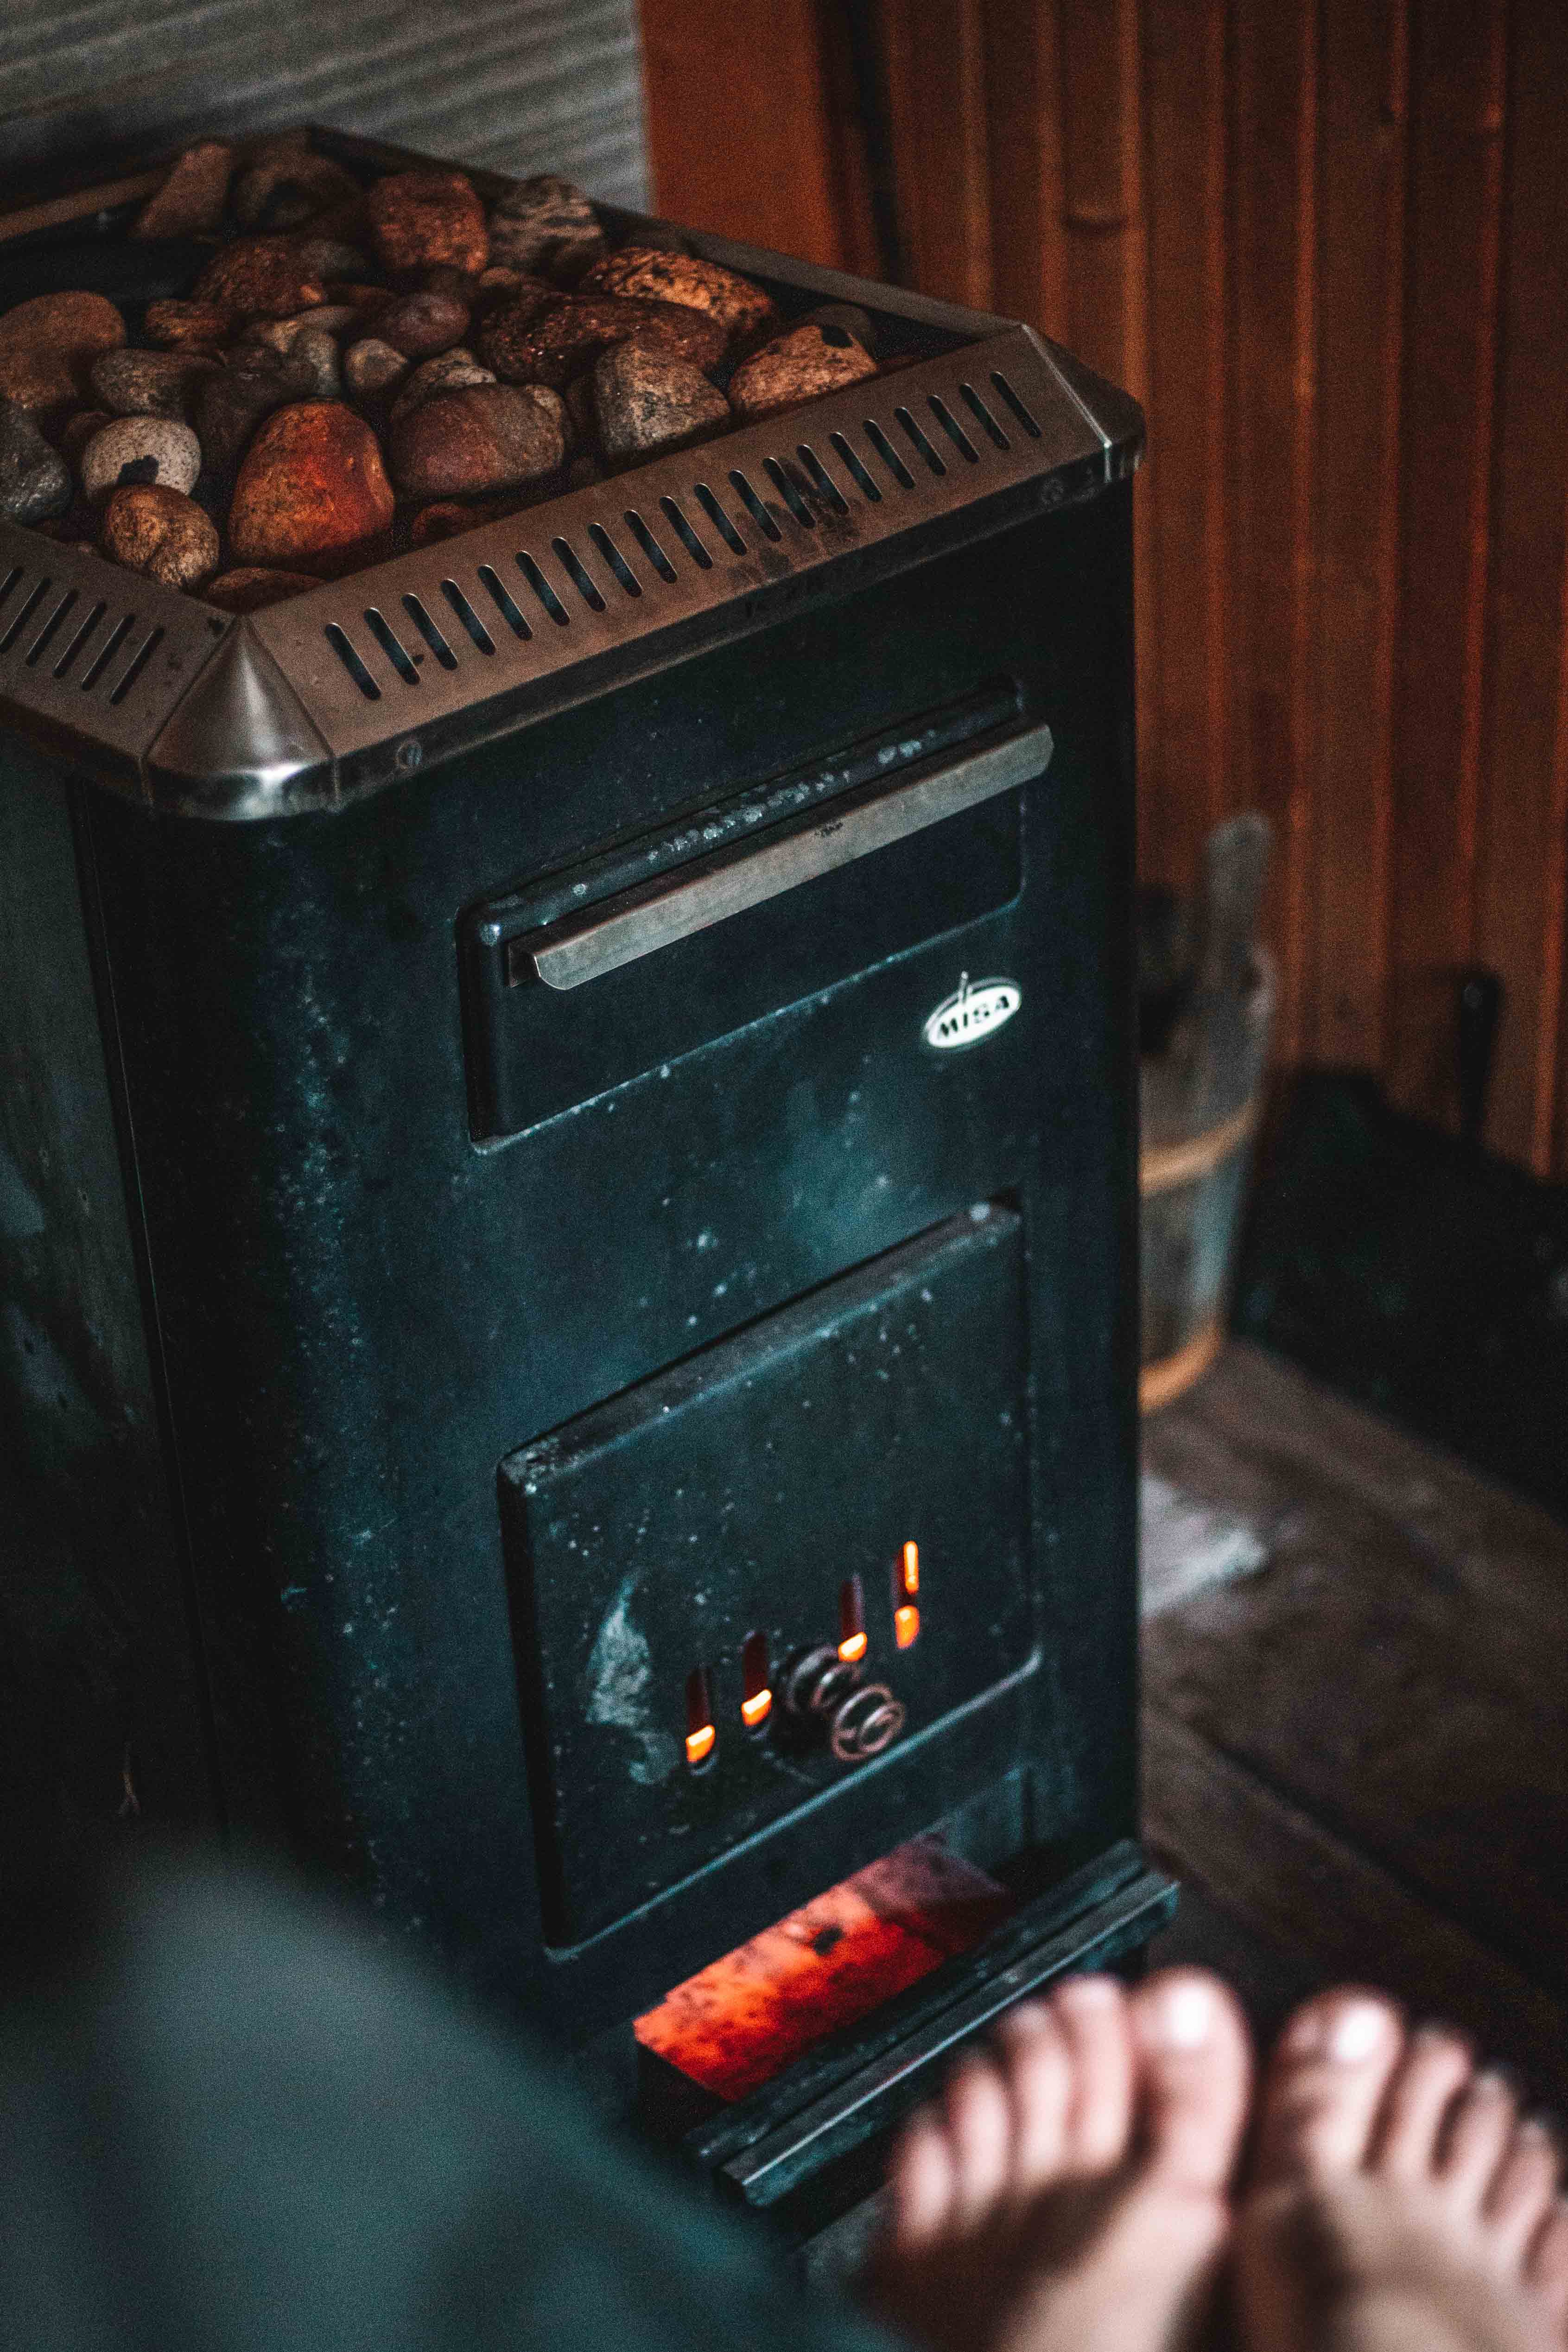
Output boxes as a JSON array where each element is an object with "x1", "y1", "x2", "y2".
[{"x1": 922, "y1": 972, "x2": 1022, "y2": 1052}]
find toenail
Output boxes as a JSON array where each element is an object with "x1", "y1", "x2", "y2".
[
  {"x1": 1150, "y1": 1978, "x2": 1214, "y2": 2052},
  {"x1": 1326, "y1": 2002, "x2": 1390, "y2": 2063},
  {"x1": 1000, "y1": 2001, "x2": 1048, "y2": 2035},
  {"x1": 1060, "y1": 1972, "x2": 1121, "y2": 2004}
]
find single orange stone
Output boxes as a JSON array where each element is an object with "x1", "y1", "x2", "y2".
[{"x1": 228, "y1": 400, "x2": 394, "y2": 572}]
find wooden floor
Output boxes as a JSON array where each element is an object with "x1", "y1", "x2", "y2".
[{"x1": 1141, "y1": 1341, "x2": 1568, "y2": 2107}]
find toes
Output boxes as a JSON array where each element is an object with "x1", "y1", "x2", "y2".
[
  {"x1": 1251, "y1": 1989, "x2": 1405, "y2": 2187},
  {"x1": 994, "y1": 1999, "x2": 1073, "y2": 2199},
  {"x1": 887, "y1": 2107, "x2": 957, "y2": 2249},
  {"x1": 1052, "y1": 1973, "x2": 1135, "y2": 2174},
  {"x1": 1525, "y1": 2199, "x2": 1568, "y2": 2328},
  {"x1": 1370, "y1": 2024, "x2": 1474, "y2": 2182},
  {"x1": 941, "y1": 2051, "x2": 1015, "y2": 2227},
  {"x1": 1129, "y1": 1968, "x2": 1252, "y2": 2194},
  {"x1": 1484, "y1": 2118, "x2": 1562, "y2": 2263},
  {"x1": 1438, "y1": 2069, "x2": 1518, "y2": 2202}
]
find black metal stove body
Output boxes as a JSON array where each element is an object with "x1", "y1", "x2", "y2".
[{"x1": 0, "y1": 133, "x2": 1166, "y2": 2215}]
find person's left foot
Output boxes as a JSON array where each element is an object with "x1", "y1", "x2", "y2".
[{"x1": 863, "y1": 1968, "x2": 1252, "y2": 2352}]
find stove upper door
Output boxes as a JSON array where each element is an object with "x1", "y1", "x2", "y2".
[{"x1": 499, "y1": 1201, "x2": 1033, "y2": 1952}]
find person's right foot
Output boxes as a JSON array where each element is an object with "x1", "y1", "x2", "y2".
[{"x1": 1233, "y1": 1990, "x2": 1568, "y2": 2352}]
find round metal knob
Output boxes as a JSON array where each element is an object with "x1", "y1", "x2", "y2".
[
  {"x1": 784, "y1": 1646, "x2": 863, "y2": 1718},
  {"x1": 828, "y1": 1682, "x2": 906, "y2": 1763}
]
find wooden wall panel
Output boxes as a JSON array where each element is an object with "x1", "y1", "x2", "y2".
[
  {"x1": 1226, "y1": 0, "x2": 1318, "y2": 1064},
  {"x1": 1475, "y1": 0, "x2": 1568, "y2": 1176},
  {"x1": 643, "y1": 0, "x2": 1568, "y2": 1177},
  {"x1": 1306, "y1": 0, "x2": 1406, "y2": 1071},
  {"x1": 1139, "y1": 0, "x2": 1228, "y2": 892},
  {"x1": 1385, "y1": 0, "x2": 1508, "y2": 1127}
]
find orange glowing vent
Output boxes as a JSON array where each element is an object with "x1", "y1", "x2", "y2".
[
  {"x1": 741, "y1": 1631, "x2": 772, "y2": 1729},
  {"x1": 685, "y1": 1665, "x2": 715, "y2": 1768},
  {"x1": 895, "y1": 1604, "x2": 920, "y2": 1649},
  {"x1": 685, "y1": 1724, "x2": 716, "y2": 1766},
  {"x1": 838, "y1": 1575, "x2": 867, "y2": 1663},
  {"x1": 901, "y1": 1541, "x2": 920, "y2": 1595}
]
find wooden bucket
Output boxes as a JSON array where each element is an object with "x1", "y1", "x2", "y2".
[{"x1": 1139, "y1": 945, "x2": 1274, "y2": 1412}]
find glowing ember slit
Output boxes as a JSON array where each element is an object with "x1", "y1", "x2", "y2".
[
  {"x1": 740, "y1": 1631, "x2": 771, "y2": 1728},
  {"x1": 685, "y1": 1665, "x2": 716, "y2": 1767},
  {"x1": 838, "y1": 1575, "x2": 867, "y2": 1662},
  {"x1": 902, "y1": 1539, "x2": 920, "y2": 1595},
  {"x1": 895, "y1": 1603, "x2": 920, "y2": 1648},
  {"x1": 634, "y1": 1835, "x2": 1016, "y2": 2100}
]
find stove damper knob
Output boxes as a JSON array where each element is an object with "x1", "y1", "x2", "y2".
[
  {"x1": 784, "y1": 1645, "x2": 863, "y2": 1718},
  {"x1": 829, "y1": 1683, "x2": 906, "y2": 1764}
]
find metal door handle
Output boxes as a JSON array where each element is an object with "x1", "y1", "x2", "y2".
[{"x1": 509, "y1": 718, "x2": 1053, "y2": 992}]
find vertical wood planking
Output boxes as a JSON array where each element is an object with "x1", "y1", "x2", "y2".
[
  {"x1": 1306, "y1": 0, "x2": 1407, "y2": 1068},
  {"x1": 1474, "y1": 0, "x2": 1568, "y2": 1173},
  {"x1": 1227, "y1": 0, "x2": 1319, "y2": 1062},
  {"x1": 1056, "y1": 0, "x2": 1156, "y2": 858},
  {"x1": 981, "y1": 0, "x2": 1068, "y2": 337},
  {"x1": 1138, "y1": 0, "x2": 1229, "y2": 893},
  {"x1": 875, "y1": 0, "x2": 995, "y2": 306},
  {"x1": 640, "y1": 0, "x2": 846, "y2": 263},
  {"x1": 1385, "y1": 0, "x2": 1508, "y2": 1126}
]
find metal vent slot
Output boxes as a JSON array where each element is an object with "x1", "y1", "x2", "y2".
[
  {"x1": 729, "y1": 469, "x2": 782, "y2": 542},
  {"x1": 658, "y1": 496, "x2": 712, "y2": 570},
  {"x1": 927, "y1": 394, "x2": 979, "y2": 464},
  {"x1": 960, "y1": 383, "x2": 1009, "y2": 449},
  {"x1": 552, "y1": 537, "x2": 606, "y2": 612},
  {"x1": 54, "y1": 598, "x2": 107, "y2": 679},
  {"x1": 589, "y1": 523, "x2": 641, "y2": 597},
  {"x1": 0, "y1": 564, "x2": 23, "y2": 619},
  {"x1": 863, "y1": 419, "x2": 915, "y2": 489},
  {"x1": 80, "y1": 611, "x2": 134, "y2": 692},
  {"x1": 0, "y1": 575, "x2": 51, "y2": 655},
  {"x1": 25, "y1": 587, "x2": 76, "y2": 666},
  {"x1": 762, "y1": 458, "x2": 816, "y2": 529},
  {"x1": 623, "y1": 510, "x2": 676, "y2": 582},
  {"x1": 365, "y1": 608, "x2": 421, "y2": 684},
  {"x1": 795, "y1": 444, "x2": 849, "y2": 514},
  {"x1": 477, "y1": 563, "x2": 532, "y2": 637},
  {"x1": 991, "y1": 371, "x2": 1042, "y2": 439},
  {"x1": 402, "y1": 593, "x2": 457, "y2": 670},
  {"x1": 107, "y1": 624, "x2": 163, "y2": 707},
  {"x1": 895, "y1": 405, "x2": 946, "y2": 476},
  {"x1": 829, "y1": 430, "x2": 881, "y2": 502},
  {"x1": 324, "y1": 623, "x2": 381, "y2": 700},
  {"x1": 517, "y1": 553, "x2": 571, "y2": 626},
  {"x1": 441, "y1": 579, "x2": 495, "y2": 655},
  {"x1": 693, "y1": 483, "x2": 746, "y2": 554}
]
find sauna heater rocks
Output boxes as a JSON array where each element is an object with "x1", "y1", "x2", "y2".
[{"x1": 0, "y1": 132, "x2": 1171, "y2": 2231}]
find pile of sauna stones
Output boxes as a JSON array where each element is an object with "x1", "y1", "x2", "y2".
[{"x1": 0, "y1": 133, "x2": 892, "y2": 610}]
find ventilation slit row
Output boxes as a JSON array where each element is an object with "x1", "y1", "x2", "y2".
[
  {"x1": 516, "y1": 553, "x2": 571, "y2": 624},
  {"x1": 728, "y1": 470, "x2": 781, "y2": 541},
  {"x1": 829, "y1": 431, "x2": 881, "y2": 502},
  {"x1": 477, "y1": 564, "x2": 532, "y2": 637},
  {"x1": 796, "y1": 445, "x2": 849, "y2": 514},
  {"x1": 863, "y1": 419, "x2": 914, "y2": 489},
  {"x1": 960, "y1": 383, "x2": 1009, "y2": 449},
  {"x1": 54, "y1": 599, "x2": 107, "y2": 680},
  {"x1": 364, "y1": 608, "x2": 421, "y2": 684},
  {"x1": 0, "y1": 577, "x2": 51, "y2": 655},
  {"x1": 894, "y1": 405, "x2": 946, "y2": 475},
  {"x1": 589, "y1": 523, "x2": 641, "y2": 597},
  {"x1": 658, "y1": 496, "x2": 712, "y2": 569},
  {"x1": 80, "y1": 611, "x2": 135, "y2": 692},
  {"x1": 441, "y1": 579, "x2": 495, "y2": 654},
  {"x1": 927, "y1": 394, "x2": 979, "y2": 463},
  {"x1": 25, "y1": 588, "x2": 77, "y2": 667},
  {"x1": 552, "y1": 536, "x2": 606, "y2": 612},
  {"x1": 0, "y1": 565, "x2": 23, "y2": 618},
  {"x1": 991, "y1": 370, "x2": 1042, "y2": 438},
  {"x1": 402, "y1": 593, "x2": 457, "y2": 669},
  {"x1": 107, "y1": 624, "x2": 164, "y2": 707},
  {"x1": 762, "y1": 458, "x2": 816, "y2": 528},
  {"x1": 623, "y1": 510, "x2": 677, "y2": 581},
  {"x1": 324, "y1": 623, "x2": 381, "y2": 700},
  {"x1": 693, "y1": 483, "x2": 746, "y2": 553}
]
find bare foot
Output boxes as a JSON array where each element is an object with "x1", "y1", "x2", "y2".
[
  {"x1": 863, "y1": 1967, "x2": 1252, "y2": 2352},
  {"x1": 1234, "y1": 1990, "x2": 1568, "y2": 2352}
]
